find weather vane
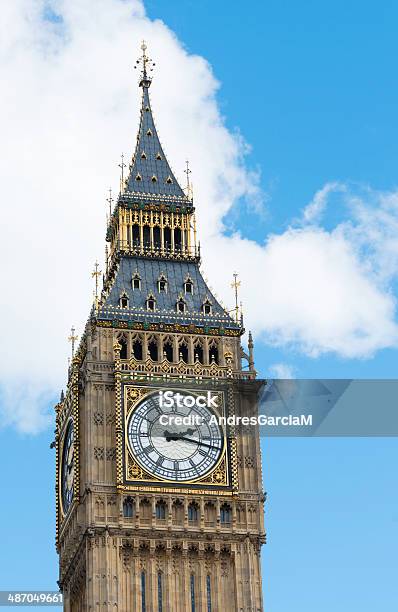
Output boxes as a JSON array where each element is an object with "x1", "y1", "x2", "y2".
[
  {"x1": 68, "y1": 326, "x2": 78, "y2": 358},
  {"x1": 134, "y1": 40, "x2": 156, "y2": 85},
  {"x1": 231, "y1": 272, "x2": 241, "y2": 323}
]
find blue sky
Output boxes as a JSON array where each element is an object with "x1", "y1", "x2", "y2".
[{"x1": 0, "y1": 1, "x2": 398, "y2": 610}]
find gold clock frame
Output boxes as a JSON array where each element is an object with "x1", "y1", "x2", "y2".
[{"x1": 116, "y1": 381, "x2": 238, "y2": 495}]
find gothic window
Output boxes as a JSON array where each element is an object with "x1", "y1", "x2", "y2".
[
  {"x1": 123, "y1": 497, "x2": 134, "y2": 518},
  {"x1": 141, "y1": 151, "x2": 147, "y2": 159},
  {"x1": 136, "y1": 173, "x2": 142, "y2": 181},
  {"x1": 206, "y1": 575, "x2": 212, "y2": 612},
  {"x1": 163, "y1": 338, "x2": 173, "y2": 362},
  {"x1": 157, "y1": 275, "x2": 167, "y2": 293},
  {"x1": 146, "y1": 294, "x2": 156, "y2": 312},
  {"x1": 141, "y1": 571, "x2": 146, "y2": 612},
  {"x1": 156, "y1": 152, "x2": 162, "y2": 160},
  {"x1": 166, "y1": 176, "x2": 173, "y2": 184},
  {"x1": 188, "y1": 503, "x2": 199, "y2": 522},
  {"x1": 184, "y1": 278, "x2": 193, "y2": 294},
  {"x1": 209, "y1": 340, "x2": 219, "y2": 364},
  {"x1": 190, "y1": 575, "x2": 196, "y2": 612},
  {"x1": 118, "y1": 336, "x2": 128, "y2": 360},
  {"x1": 119, "y1": 292, "x2": 129, "y2": 309},
  {"x1": 148, "y1": 337, "x2": 159, "y2": 361},
  {"x1": 132, "y1": 273, "x2": 141, "y2": 289},
  {"x1": 194, "y1": 340, "x2": 204, "y2": 364},
  {"x1": 202, "y1": 299, "x2": 212, "y2": 315},
  {"x1": 132, "y1": 336, "x2": 143, "y2": 360},
  {"x1": 220, "y1": 503, "x2": 232, "y2": 525},
  {"x1": 132, "y1": 226, "x2": 140, "y2": 248},
  {"x1": 158, "y1": 572, "x2": 163, "y2": 612},
  {"x1": 147, "y1": 129, "x2": 153, "y2": 136},
  {"x1": 151, "y1": 175, "x2": 158, "y2": 183},
  {"x1": 179, "y1": 339, "x2": 188, "y2": 363},
  {"x1": 156, "y1": 501, "x2": 166, "y2": 520},
  {"x1": 177, "y1": 298, "x2": 186, "y2": 314},
  {"x1": 145, "y1": 105, "x2": 150, "y2": 112}
]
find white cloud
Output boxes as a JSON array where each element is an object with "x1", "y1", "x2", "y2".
[
  {"x1": 301, "y1": 181, "x2": 345, "y2": 224},
  {"x1": 1, "y1": 0, "x2": 398, "y2": 433}
]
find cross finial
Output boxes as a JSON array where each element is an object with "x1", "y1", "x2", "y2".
[
  {"x1": 134, "y1": 40, "x2": 155, "y2": 87},
  {"x1": 92, "y1": 260, "x2": 102, "y2": 307},
  {"x1": 118, "y1": 153, "x2": 126, "y2": 194},
  {"x1": 68, "y1": 326, "x2": 78, "y2": 358},
  {"x1": 231, "y1": 272, "x2": 241, "y2": 324}
]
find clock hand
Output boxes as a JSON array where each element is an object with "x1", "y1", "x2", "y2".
[
  {"x1": 163, "y1": 428, "x2": 195, "y2": 440},
  {"x1": 164, "y1": 433, "x2": 221, "y2": 451}
]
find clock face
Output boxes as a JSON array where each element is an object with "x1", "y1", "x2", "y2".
[
  {"x1": 127, "y1": 391, "x2": 224, "y2": 482},
  {"x1": 60, "y1": 419, "x2": 74, "y2": 514}
]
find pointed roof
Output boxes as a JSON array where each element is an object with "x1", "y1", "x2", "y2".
[{"x1": 124, "y1": 44, "x2": 186, "y2": 199}]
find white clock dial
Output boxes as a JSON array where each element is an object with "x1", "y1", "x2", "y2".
[{"x1": 127, "y1": 391, "x2": 224, "y2": 482}]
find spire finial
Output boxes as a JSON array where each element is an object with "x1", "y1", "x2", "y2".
[
  {"x1": 134, "y1": 40, "x2": 155, "y2": 88},
  {"x1": 118, "y1": 153, "x2": 126, "y2": 194},
  {"x1": 184, "y1": 160, "x2": 193, "y2": 200},
  {"x1": 92, "y1": 260, "x2": 102, "y2": 305},
  {"x1": 106, "y1": 187, "x2": 113, "y2": 221},
  {"x1": 68, "y1": 326, "x2": 78, "y2": 358},
  {"x1": 231, "y1": 272, "x2": 241, "y2": 324}
]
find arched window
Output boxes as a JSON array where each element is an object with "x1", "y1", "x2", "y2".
[
  {"x1": 202, "y1": 299, "x2": 212, "y2": 315},
  {"x1": 146, "y1": 295, "x2": 156, "y2": 312},
  {"x1": 177, "y1": 298, "x2": 186, "y2": 314},
  {"x1": 119, "y1": 292, "x2": 129, "y2": 309},
  {"x1": 188, "y1": 503, "x2": 199, "y2": 522},
  {"x1": 163, "y1": 338, "x2": 173, "y2": 362},
  {"x1": 156, "y1": 501, "x2": 166, "y2": 520},
  {"x1": 209, "y1": 341, "x2": 219, "y2": 364},
  {"x1": 179, "y1": 340, "x2": 188, "y2": 363},
  {"x1": 123, "y1": 497, "x2": 134, "y2": 518},
  {"x1": 194, "y1": 341, "x2": 204, "y2": 364},
  {"x1": 184, "y1": 278, "x2": 193, "y2": 294},
  {"x1": 132, "y1": 336, "x2": 143, "y2": 360},
  {"x1": 220, "y1": 504, "x2": 232, "y2": 524},
  {"x1": 157, "y1": 275, "x2": 167, "y2": 293},
  {"x1": 148, "y1": 337, "x2": 158, "y2": 361},
  {"x1": 119, "y1": 337, "x2": 128, "y2": 360},
  {"x1": 132, "y1": 272, "x2": 141, "y2": 290}
]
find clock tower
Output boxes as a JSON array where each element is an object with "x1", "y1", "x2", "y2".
[{"x1": 55, "y1": 43, "x2": 265, "y2": 611}]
